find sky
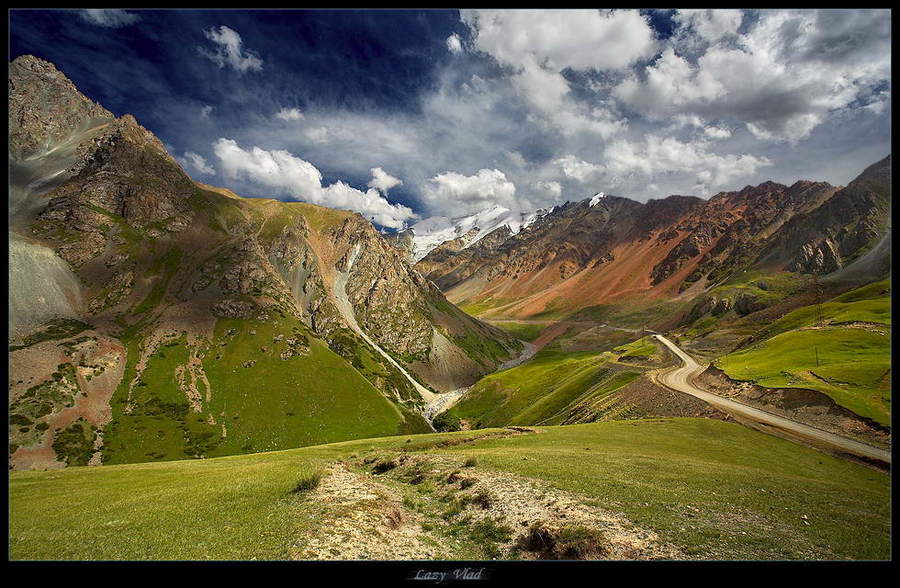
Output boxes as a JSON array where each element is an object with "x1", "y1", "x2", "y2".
[{"x1": 9, "y1": 9, "x2": 892, "y2": 229}]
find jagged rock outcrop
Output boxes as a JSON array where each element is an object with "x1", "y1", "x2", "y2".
[
  {"x1": 650, "y1": 234, "x2": 701, "y2": 285},
  {"x1": 762, "y1": 155, "x2": 890, "y2": 277},
  {"x1": 35, "y1": 113, "x2": 196, "y2": 228},
  {"x1": 334, "y1": 216, "x2": 435, "y2": 359},
  {"x1": 790, "y1": 238, "x2": 843, "y2": 274},
  {"x1": 9, "y1": 55, "x2": 114, "y2": 160}
]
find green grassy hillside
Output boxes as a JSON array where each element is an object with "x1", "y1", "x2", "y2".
[
  {"x1": 764, "y1": 297, "x2": 889, "y2": 336},
  {"x1": 706, "y1": 279, "x2": 891, "y2": 426},
  {"x1": 9, "y1": 418, "x2": 890, "y2": 560},
  {"x1": 716, "y1": 327, "x2": 891, "y2": 426},
  {"x1": 613, "y1": 336, "x2": 658, "y2": 359},
  {"x1": 12, "y1": 180, "x2": 486, "y2": 469},
  {"x1": 446, "y1": 331, "x2": 673, "y2": 428},
  {"x1": 750, "y1": 279, "x2": 891, "y2": 343},
  {"x1": 489, "y1": 321, "x2": 546, "y2": 342},
  {"x1": 448, "y1": 347, "x2": 640, "y2": 427},
  {"x1": 102, "y1": 313, "x2": 428, "y2": 464}
]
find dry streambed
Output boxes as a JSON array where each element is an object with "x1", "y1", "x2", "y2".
[{"x1": 290, "y1": 448, "x2": 682, "y2": 560}]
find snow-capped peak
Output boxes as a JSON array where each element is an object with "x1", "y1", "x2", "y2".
[
  {"x1": 407, "y1": 204, "x2": 548, "y2": 262},
  {"x1": 589, "y1": 192, "x2": 606, "y2": 207}
]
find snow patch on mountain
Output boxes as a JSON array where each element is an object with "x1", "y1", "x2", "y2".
[
  {"x1": 589, "y1": 192, "x2": 605, "y2": 207},
  {"x1": 408, "y1": 204, "x2": 547, "y2": 262}
]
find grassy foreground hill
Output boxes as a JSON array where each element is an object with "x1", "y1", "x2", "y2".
[{"x1": 9, "y1": 419, "x2": 889, "y2": 560}]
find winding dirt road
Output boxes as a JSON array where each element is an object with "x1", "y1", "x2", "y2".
[{"x1": 653, "y1": 334, "x2": 891, "y2": 465}]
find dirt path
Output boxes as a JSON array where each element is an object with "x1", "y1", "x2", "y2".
[
  {"x1": 653, "y1": 334, "x2": 891, "y2": 465},
  {"x1": 291, "y1": 454, "x2": 682, "y2": 560},
  {"x1": 291, "y1": 462, "x2": 447, "y2": 560}
]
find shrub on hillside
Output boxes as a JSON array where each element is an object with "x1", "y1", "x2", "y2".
[
  {"x1": 433, "y1": 412, "x2": 461, "y2": 432},
  {"x1": 517, "y1": 522, "x2": 609, "y2": 559},
  {"x1": 291, "y1": 468, "x2": 324, "y2": 494}
]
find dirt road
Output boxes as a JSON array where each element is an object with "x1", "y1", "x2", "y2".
[{"x1": 653, "y1": 334, "x2": 891, "y2": 465}]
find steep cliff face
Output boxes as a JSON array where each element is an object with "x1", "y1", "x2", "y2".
[
  {"x1": 7, "y1": 55, "x2": 518, "y2": 469},
  {"x1": 32, "y1": 114, "x2": 197, "y2": 268}
]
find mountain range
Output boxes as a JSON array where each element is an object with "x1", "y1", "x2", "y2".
[
  {"x1": 7, "y1": 54, "x2": 891, "y2": 472},
  {"x1": 410, "y1": 165, "x2": 890, "y2": 321}
]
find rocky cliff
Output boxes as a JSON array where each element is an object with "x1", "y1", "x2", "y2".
[{"x1": 760, "y1": 156, "x2": 891, "y2": 275}]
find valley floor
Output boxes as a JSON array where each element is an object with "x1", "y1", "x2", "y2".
[{"x1": 9, "y1": 418, "x2": 890, "y2": 561}]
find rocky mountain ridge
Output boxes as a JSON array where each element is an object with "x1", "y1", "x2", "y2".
[
  {"x1": 7, "y1": 55, "x2": 519, "y2": 469},
  {"x1": 388, "y1": 203, "x2": 552, "y2": 263},
  {"x1": 417, "y1": 162, "x2": 889, "y2": 319}
]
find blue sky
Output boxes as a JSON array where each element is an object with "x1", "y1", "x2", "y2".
[{"x1": 10, "y1": 9, "x2": 891, "y2": 229}]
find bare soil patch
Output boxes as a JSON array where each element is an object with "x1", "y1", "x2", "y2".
[
  {"x1": 290, "y1": 462, "x2": 448, "y2": 560},
  {"x1": 697, "y1": 365, "x2": 890, "y2": 448},
  {"x1": 294, "y1": 452, "x2": 684, "y2": 560}
]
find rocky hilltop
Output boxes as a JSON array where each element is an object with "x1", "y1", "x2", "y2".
[
  {"x1": 8, "y1": 55, "x2": 115, "y2": 160},
  {"x1": 759, "y1": 156, "x2": 891, "y2": 275},
  {"x1": 7, "y1": 55, "x2": 519, "y2": 470}
]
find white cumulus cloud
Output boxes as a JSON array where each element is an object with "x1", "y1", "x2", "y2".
[
  {"x1": 554, "y1": 155, "x2": 604, "y2": 184},
  {"x1": 368, "y1": 167, "x2": 402, "y2": 193},
  {"x1": 199, "y1": 26, "x2": 263, "y2": 73},
  {"x1": 602, "y1": 135, "x2": 772, "y2": 192},
  {"x1": 212, "y1": 139, "x2": 415, "y2": 229},
  {"x1": 422, "y1": 168, "x2": 517, "y2": 214},
  {"x1": 461, "y1": 9, "x2": 657, "y2": 72},
  {"x1": 614, "y1": 9, "x2": 891, "y2": 142},
  {"x1": 177, "y1": 152, "x2": 216, "y2": 176},
  {"x1": 446, "y1": 33, "x2": 463, "y2": 54},
  {"x1": 704, "y1": 125, "x2": 732, "y2": 140},
  {"x1": 674, "y1": 9, "x2": 743, "y2": 43},
  {"x1": 460, "y1": 10, "x2": 654, "y2": 137},
  {"x1": 534, "y1": 180, "x2": 563, "y2": 200}
]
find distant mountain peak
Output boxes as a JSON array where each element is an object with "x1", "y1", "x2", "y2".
[{"x1": 403, "y1": 204, "x2": 550, "y2": 262}]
